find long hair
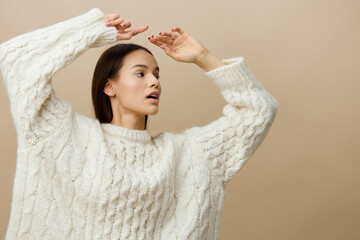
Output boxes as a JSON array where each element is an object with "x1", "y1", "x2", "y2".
[{"x1": 92, "y1": 43, "x2": 153, "y2": 130}]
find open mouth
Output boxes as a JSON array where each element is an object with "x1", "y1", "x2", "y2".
[
  {"x1": 146, "y1": 96, "x2": 159, "y2": 103},
  {"x1": 146, "y1": 95, "x2": 158, "y2": 99},
  {"x1": 146, "y1": 91, "x2": 160, "y2": 103}
]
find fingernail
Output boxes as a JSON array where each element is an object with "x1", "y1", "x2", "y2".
[
  {"x1": 106, "y1": 22, "x2": 111, "y2": 26},
  {"x1": 121, "y1": 23, "x2": 126, "y2": 27},
  {"x1": 133, "y1": 31, "x2": 138, "y2": 36}
]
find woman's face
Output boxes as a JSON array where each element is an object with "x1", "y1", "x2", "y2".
[{"x1": 109, "y1": 49, "x2": 161, "y2": 117}]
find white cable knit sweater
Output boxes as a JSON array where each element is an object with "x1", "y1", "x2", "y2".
[{"x1": 0, "y1": 8, "x2": 278, "y2": 240}]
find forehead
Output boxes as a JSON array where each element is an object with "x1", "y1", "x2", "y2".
[{"x1": 122, "y1": 49, "x2": 158, "y2": 69}]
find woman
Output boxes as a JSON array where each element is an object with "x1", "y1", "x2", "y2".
[{"x1": 0, "y1": 8, "x2": 278, "y2": 240}]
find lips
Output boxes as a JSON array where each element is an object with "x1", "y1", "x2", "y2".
[{"x1": 146, "y1": 91, "x2": 160, "y2": 100}]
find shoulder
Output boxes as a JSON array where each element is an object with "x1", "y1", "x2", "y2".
[
  {"x1": 71, "y1": 112, "x2": 105, "y2": 142},
  {"x1": 73, "y1": 112, "x2": 99, "y2": 128}
]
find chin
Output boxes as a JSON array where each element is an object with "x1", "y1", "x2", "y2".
[
  {"x1": 146, "y1": 107, "x2": 159, "y2": 115},
  {"x1": 147, "y1": 110, "x2": 159, "y2": 115}
]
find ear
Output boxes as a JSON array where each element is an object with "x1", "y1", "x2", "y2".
[{"x1": 103, "y1": 79, "x2": 115, "y2": 97}]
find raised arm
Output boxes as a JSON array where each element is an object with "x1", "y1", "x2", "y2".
[
  {"x1": 0, "y1": 8, "x2": 148, "y2": 149},
  {"x1": 149, "y1": 27, "x2": 279, "y2": 184}
]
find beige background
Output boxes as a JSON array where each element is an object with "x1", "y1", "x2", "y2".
[{"x1": 1, "y1": 0, "x2": 359, "y2": 239}]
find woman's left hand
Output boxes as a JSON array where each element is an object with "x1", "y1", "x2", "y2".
[
  {"x1": 148, "y1": 27, "x2": 208, "y2": 64},
  {"x1": 149, "y1": 27, "x2": 226, "y2": 72}
]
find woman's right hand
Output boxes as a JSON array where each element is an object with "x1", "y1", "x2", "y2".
[{"x1": 105, "y1": 14, "x2": 149, "y2": 41}]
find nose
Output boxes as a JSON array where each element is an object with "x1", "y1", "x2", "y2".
[{"x1": 150, "y1": 75, "x2": 160, "y2": 88}]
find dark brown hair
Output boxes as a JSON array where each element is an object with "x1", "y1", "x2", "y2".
[{"x1": 92, "y1": 43, "x2": 153, "y2": 130}]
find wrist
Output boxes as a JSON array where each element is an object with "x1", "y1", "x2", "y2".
[
  {"x1": 194, "y1": 50, "x2": 226, "y2": 72},
  {"x1": 194, "y1": 48, "x2": 209, "y2": 64}
]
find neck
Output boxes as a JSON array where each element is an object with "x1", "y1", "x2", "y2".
[{"x1": 111, "y1": 112, "x2": 146, "y2": 131}]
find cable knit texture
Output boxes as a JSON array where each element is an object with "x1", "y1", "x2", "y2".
[{"x1": 0, "y1": 8, "x2": 279, "y2": 240}]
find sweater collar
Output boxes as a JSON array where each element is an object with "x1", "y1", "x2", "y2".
[{"x1": 100, "y1": 123, "x2": 152, "y2": 142}]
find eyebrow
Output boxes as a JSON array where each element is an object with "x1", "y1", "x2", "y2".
[{"x1": 131, "y1": 64, "x2": 160, "y2": 71}]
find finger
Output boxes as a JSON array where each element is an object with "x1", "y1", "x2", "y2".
[
  {"x1": 106, "y1": 18, "x2": 125, "y2": 26},
  {"x1": 148, "y1": 36, "x2": 165, "y2": 47},
  {"x1": 171, "y1": 27, "x2": 185, "y2": 34},
  {"x1": 118, "y1": 26, "x2": 149, "y2": 40},
  {"x1": 148, "y1": 37, "x2": 170, "y2": 52},
  {"x1": 159, "y1": 43, "x2": 171, "y2": 53},
  {"x1": 149, "y1": 38, "x2": 166, "y2": 48},
  {"x1": 153, "y1": 35, "x2": 174, "y2": 45},
  {"x1": 148, "y1": 35, "x2": 157, "y2": 44},
  {"x1": 117, "y1": 32, "x2": 133, "y2": 40},
  {"x1": 159, "y1": 31, "x2": 177, "y2": 40},
  {"x1": 120, "y1": 21, "x2": 132, "y2": 29},
  {"x1": 106, "y1": 14, "x2": 120, "y2": 22},
  {"x1": 152, "y1": 41, "x2": 171, "y2": 55},
  {"x1": 131, "y1": 25, "x2": 149, "y2": 35}
]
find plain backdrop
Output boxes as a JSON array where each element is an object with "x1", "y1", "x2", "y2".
[{"x1": 1, "y1": 0, "x2": 359, "y2": 239}]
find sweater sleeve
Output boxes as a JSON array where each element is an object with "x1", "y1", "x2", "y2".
[
  {"x1": 0, "y1": 8, "x2": 117, "y2": 149},
  {"x1": 184, "y1": 57, "x2": 279, "y2": 184}
]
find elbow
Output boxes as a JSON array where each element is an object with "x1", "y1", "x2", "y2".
[
  {"x1": 259, "y1": 94, "x2": 278, "y2": 122},
  {"x1": 0, "y1": 43, "x2": 4, "y2": 66},
  {"x1": 267, "y1": 96, "x2": 279, "y2": 120},
  {"x1": 0, "y1": 42, "x2": 7, "y2": 61},
  {"x1": 0, "y1": 43, "x2": 10, "y2": 74}
]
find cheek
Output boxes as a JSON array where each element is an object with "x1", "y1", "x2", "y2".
[
  {"x1": 120, "y1": 79, "x2": 143, "y2": 93},
  {"x1": 133, "y1": 83, "x2": 145, "y2": 92},
  {"x1": 128, "y1": 82, "x2": 146, "y2": 101}
]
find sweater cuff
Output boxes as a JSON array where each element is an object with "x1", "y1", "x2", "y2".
[
  {"x1": 205, "y1": 57, "x2": 256, "y2": 90},
  {"x1": 70, "y1": 8, "x2": 118, "y2": 48}
]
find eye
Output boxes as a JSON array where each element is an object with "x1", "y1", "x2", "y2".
[{"x1": 136, "y1": 72, "x2": 144, "y2": 77}]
